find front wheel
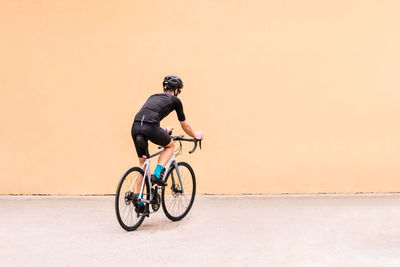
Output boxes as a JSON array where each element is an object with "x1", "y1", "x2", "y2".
[
  {"x1": 115, "y1": 167, "x2": 150, "y2": 231},
  {"x1": 161, "y1": 162, "x2": 196, "y2": 221}
]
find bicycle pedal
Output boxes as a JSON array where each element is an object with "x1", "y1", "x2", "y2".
[{"x1": 151, "y1": 174, "x2": 168, "y2": 187}]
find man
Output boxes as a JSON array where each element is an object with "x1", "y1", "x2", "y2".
[{"x1": 131, "y1": 75, "x2": 203, "y2": 188}]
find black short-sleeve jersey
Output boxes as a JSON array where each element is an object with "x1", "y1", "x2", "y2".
[{"x1": 134, "y1": 93, "x2": 186, "y2": 125}]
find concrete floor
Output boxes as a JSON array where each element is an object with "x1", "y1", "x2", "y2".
[{"x1": 1, "y1": 195, "x2": 400, "y2": 266}]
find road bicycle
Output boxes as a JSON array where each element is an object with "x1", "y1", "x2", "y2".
[{"x1": 115, "y1": 135, "x2": 201, "y2": 231}]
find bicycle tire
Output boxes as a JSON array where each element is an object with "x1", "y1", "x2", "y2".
[
  {"x1": 115, "y1": 167, "x2": 150, "y2": 231},
  {"x1": 161, "y1": 162, "x2": 196, "y2": 221}
]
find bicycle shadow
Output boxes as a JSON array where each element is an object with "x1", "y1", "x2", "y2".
[{"x1": 136, "y1": 214, "x2": 192, "y2": 232}]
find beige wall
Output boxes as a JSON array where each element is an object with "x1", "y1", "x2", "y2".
[{"x1": 1, "y1": 1, "x2": 400, "y2": 194}]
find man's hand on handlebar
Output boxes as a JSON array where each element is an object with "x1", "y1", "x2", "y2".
[
  {"x1": 165, "y1": 127, "x2": 174, "y2": 135},
  {"x1": 194, "y1": 131, "x2": 203, "y2": 140}
]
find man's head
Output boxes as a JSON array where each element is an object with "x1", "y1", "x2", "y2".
[{"x1": 163, "y1": 75, "x2": 183, "y2": 96}]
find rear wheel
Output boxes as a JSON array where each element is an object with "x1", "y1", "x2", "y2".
[
  {"x1": 161, "y1": 162, "x2": 196, "y2": 221},
  {"x1": 115, "y1": 167, "x2": 150, "y2": 231}
]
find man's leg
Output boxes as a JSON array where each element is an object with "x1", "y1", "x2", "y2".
[
  {"x1": 136, "y1": 157, "x2": 146, "y2": 190},
  {"x1": 151, "y1": 140, "x2": 174, "y2": 186},
  {"x1": 138, "y1": 157, "x2": 146, "y2": 169},
  {"x1": 136, "y1": 157, "x2": 146, "y2": 207},
  {"x1": 158, "y1": 140, "x2": 175, "y2": 167}
]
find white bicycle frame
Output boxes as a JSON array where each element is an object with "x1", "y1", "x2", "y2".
[{"x1": 128, "y1": 152, "x2": 184, "y2": 204}]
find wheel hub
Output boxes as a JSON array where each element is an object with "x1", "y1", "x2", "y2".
[{"x1": 171, "y1": 184, "x2": 183, "y2": 195}]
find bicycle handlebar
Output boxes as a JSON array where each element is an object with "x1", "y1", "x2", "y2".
[{"x1": 172, "y1": 135, "x2": 202, "y2": 154}]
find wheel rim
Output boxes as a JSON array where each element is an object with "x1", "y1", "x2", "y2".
[
  {"x1": 163, "y1": 164, "x2": 194, "y2": 218},
  {"x1": 117, "y1": 169, "x2": 147, "y2": 229}
]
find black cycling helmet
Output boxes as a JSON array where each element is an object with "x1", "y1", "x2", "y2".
[{"x1": 163, "y1": 75, "x2": 183, "y2": 93}]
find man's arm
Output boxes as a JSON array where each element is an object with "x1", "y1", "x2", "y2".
[{"x1": 180, "y1": 121, "x2": 203, "y2": 140}]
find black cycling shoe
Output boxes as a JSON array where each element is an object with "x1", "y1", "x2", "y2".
[
  {"x1": 135, "y1": 204, "x2": 150, "y2": 217},
  {"x1": 151, "y1": 174, "x2": 168, "y2": 187},
  {"x1": 135, "y1": 204, "x2": 145, "y2": 215}
]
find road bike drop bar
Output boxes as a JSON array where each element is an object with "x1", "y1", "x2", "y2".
[
  {"x1": 172, "y1": 135, "x2": 202, "y2": 154},
  {"x1": 157, "y1": 135, "x2": 202, "y2": 154}
]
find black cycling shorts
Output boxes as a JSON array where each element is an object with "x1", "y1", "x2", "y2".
[{"x1": 131, "y1": 122, "x2": 172, "y2": 158}]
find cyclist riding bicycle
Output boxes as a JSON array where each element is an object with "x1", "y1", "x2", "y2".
[{"x1": 131, "y1": 75, "x2": 203, "y2": 188}]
